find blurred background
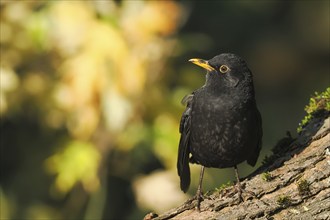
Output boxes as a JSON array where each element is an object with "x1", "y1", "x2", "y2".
[{"x1": 0, "y1": 1, "x2": 329, "y2": 219}]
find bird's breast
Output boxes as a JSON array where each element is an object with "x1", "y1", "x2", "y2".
[{"x1": 189, "y1": 93, "x2": 257, "y2": 168}]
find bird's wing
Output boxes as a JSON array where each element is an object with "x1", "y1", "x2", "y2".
[
  {"x1": 177, "y1": 94, "x2": 194, "y2": 192},
  {"x1": 247, "y1": 107, "x2": 263, "y2": 166}
]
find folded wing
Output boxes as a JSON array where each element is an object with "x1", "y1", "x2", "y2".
[{"x1": 177, "y1": 94, "x2": 194, "y2": 192}]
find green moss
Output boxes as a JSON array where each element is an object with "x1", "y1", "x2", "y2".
[
  {"x1": 297, "y1": 179, "x2": 310, "y2": 196},
  {"x1": 277, "y1": 195, "x2": 292, "y2": 207},
  {"x1": 261, "y1": 172, "x2": 273, "y2": 181},
  {"x1": 215, "y1": 181, "x2": 232, "y2": 192},
  {"x1": 297, "y1": 87, "x2": 330, "y2": 133}
]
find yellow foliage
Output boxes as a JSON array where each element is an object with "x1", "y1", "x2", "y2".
[
  {"x1": 1, "y1": 0, "x2": 183, "y2": 201},
  {"x1": 153, "y1": 114, "x2": 180, "y2": 168},
  {"x1": 47, "y1": 0, "x2": 182, "y2": 138},
  {"x1": 45, "y1": 141, "x2": 101, "y2": 195},
  {"x1": 0, "y1": 66, "x2": 19, "y2": 114}
]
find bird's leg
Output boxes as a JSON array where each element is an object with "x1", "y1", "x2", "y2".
[
  {"x1": 195, "y1": 166, "x2": 205, "y2": 211},
  {"x1": 167, "y1": 167, "x2": 208, "y2": 219},
  {"x1": 234, "y1": 165, "x2": 256, "y2": 202},
  {"x1": 180, "y1": 166, "x2": 206, "y2": 212},
  {"x1": 234, "y1": 165, "x2": 244, "y2": 202}
]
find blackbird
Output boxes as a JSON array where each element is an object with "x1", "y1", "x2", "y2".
[{"x1": 177, "y1": 53, "x2": 262, "y2": 211}]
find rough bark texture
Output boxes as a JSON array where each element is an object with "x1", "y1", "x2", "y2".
[{"x1": 148, "y1": 114, "x2": 330, "y2": 220}]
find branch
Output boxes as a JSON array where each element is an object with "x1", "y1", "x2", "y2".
[{"x1": 146, "y1": 114, "x2": 330, "y2": 220}]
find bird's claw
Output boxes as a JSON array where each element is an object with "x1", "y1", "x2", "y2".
[
  {"x1": 196, "y1": 192, "x2": 206, "y2": 212},
  {"x1": 234, "y1": 183, "x2": 256, "y2": 202},
  {"x1": 182, "y1": 191, "x2": 207, "y2": 212}
]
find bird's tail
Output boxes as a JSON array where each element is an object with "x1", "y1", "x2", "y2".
[
  {"x1": 179, "y1": 158, "x2": 190, "y2": 192},
  {"x1": 177, "y1": 136, "x2": 191, "y2": 193}
]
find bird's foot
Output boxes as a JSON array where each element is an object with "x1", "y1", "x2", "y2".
[
  {"x1": 195, "y1": 191, "x2": 206, "y2": 212},
  {"x1": 182, "y1": 191, "x2": 207, "y2": 212},
  {"x1": 233, "y1": 182, "x2": 256, "y2": 203}
]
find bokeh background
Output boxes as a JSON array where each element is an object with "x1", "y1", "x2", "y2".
[{"x1": 0, "y1": 1, "x2": 329, "y2": 219}]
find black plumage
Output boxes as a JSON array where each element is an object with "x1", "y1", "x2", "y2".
[{"x1": 177, "y1": 53, "x2": 262, "y2": 210}]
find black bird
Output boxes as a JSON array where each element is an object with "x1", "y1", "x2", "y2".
[{"x1": 177, "y1": 53, "x2": 262, "y2": 211}]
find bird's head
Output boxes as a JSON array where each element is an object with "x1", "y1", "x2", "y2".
[{"x1": 189, "y1": 53, "x2": 252, "y2": 88}]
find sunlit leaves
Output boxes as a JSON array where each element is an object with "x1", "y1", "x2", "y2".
[
  {"x1": 48, "y1": 1, "x2": 182, "y2": 137},
  {"x1": 1, "y1": 0, "x2": 184, "y2": 217},
  {"x1": 0, "y1": 66, "x2": 19, "y2": 115},
  {"x1": 153, "y1": 114, "x2": 180, "y2": 168},
  {"x1": 45, "y1": 141, "x2": 101, "y2": 195}
]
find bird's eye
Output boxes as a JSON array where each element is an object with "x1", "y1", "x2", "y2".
[{"x1": 219, "y1": 65, "x2": 229, "y2": 73}]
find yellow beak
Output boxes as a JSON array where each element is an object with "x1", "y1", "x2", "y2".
[{"x1": 188, "y1": 58, "x2": 215, "y2": 72}]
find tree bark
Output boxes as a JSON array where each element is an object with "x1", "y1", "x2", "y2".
[{"x1": 147, "y1": 114, "x2": 330, "y2": 220}]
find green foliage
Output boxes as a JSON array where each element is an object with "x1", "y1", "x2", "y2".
[
  {"x1": 296, "y1": 179, "x2": 310, "y2": 196},
  {"x1": 297, "y1": 87, "x2": 330, "y2": 133},
  {"x1": 277, "y1": 195, "x2": 292, "y2": 207},
  {"x1": 261, "y1": 172, "x2": 273, "y2": 182},
  {"x1": 45, "y1": 141, "x2": 101, "y2": 195},
  {"x1": 215, "y1": 181, "x2": 232, "y2": 192}
]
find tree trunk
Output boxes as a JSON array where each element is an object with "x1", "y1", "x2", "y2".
[{"x1": 147, "y1": 114, "x2": 330, "y2": 220}]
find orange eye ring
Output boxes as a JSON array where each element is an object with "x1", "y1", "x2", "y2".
[{"x1": 219, "y1": 65, "x2": 229, "y2": 73}]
